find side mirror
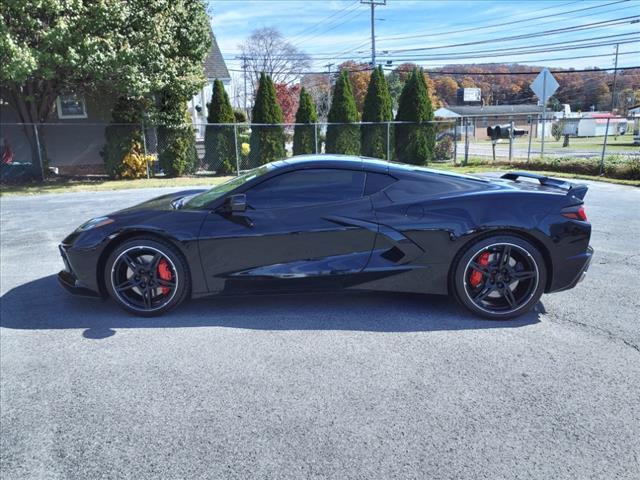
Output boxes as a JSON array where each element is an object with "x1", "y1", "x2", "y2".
[{"x1": 226, "y1": 194, "x2": 247, "y2": 213}]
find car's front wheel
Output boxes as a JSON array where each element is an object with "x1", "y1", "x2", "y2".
[
  {"x1": 104, "y1": 237, "x2": 190, "y2": 316},
  {"x1": 452, "y1": 235, "x2": 546, "y2": 320}
]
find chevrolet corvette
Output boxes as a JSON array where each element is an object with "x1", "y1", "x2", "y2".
[{"x1": 58, "y1": 155, "x2": 593, "y2": 319}]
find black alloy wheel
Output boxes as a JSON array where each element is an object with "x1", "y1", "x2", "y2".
[
  {"x1": 105, "y1": 238, "x2": 189, "y2": 316},
  {"x1": 453, "y1": 235, "x2": 546, "y2": 320}
]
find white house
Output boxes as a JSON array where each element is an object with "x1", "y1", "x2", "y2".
[{"x1": 188, "y1": 27, "x2": 231, "y2": 140}]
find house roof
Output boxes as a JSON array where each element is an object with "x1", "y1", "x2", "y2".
[
  {"x1": 203, "y1": 29, "x2": 230, "y2": 81},
  {"x1": 436, "y1": 104, "x2": 544, "y2": 117}
]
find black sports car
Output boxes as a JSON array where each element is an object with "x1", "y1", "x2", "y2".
[{"x1": 58, "y1": 155, "x2": 593, "y2": 320}]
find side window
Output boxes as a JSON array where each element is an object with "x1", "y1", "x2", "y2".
[
  {"x1": 246, "y1": 169, "x2": 365, "y2": 208},
  {"x1": 364, "y1": 172, "x2": 397, "y2": 195}
]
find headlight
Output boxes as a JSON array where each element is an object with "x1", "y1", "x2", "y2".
[{"x1": 76, "y1": 216, "x2": 114, "y2": 232}]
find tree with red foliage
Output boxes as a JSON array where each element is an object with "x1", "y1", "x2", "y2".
[{"x1": 275, "y1": 83, "x2": 301, "y2": 124}]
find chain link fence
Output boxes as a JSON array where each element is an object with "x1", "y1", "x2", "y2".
[{"x1": 1, "y1": 115, "x2": 638, "y2": 182}]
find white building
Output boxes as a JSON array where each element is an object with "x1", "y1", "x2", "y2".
[{"x1": 188, "y1": 27, "x2": 231, "y2": 140}]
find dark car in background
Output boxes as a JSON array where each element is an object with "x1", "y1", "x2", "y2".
[{"x1": 58, "y1": 155, "x2": 593, "y2": 320}]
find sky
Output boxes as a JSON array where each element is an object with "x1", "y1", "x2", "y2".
[{"x1": 209, "y1": 0, "x2": 639, "y2": 79}]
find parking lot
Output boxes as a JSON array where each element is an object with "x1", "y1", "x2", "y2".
[{"x1": 1, "y1": 179, "x2": 639, "y2": 479}]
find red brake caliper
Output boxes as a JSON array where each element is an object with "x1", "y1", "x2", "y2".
[
  {"x1": 469, "y1": 252, "x2": 490, "y2": 288},
  {"x1": 157, "y1": 259, "x2": 173, "y2": 295}
]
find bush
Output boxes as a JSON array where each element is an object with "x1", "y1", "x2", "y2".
[
  {"x1": 120, "y1": 142, "x2": 155, "y2": 179},
  {"x1": 326, "y1": 70, "x2": 360, "y2": 155},
  {"x1": 241, "y1": 142, "x2": 250, "y2": 157},
  {"x1": 204, "y1": 79, "x2": 236, "y2": 175},
  {"x1": 101, "y1": 97, "x2": 145, "y2": 179},
  {"x1": 234, "y1": 110, "x2": 247, "y2": 123},
  {"x1": 434, "y1": 135, "x2": 454, "y2": 161},
  {"x1": 551, "y1": 122, "x2": 563, "y2": 141},
  {"x1": 395, "y1": 68, "x2": 435, "y2": 165},
  {"x1": 158, "y1": 107, "x2": 198, "y2": 177},
  {"x1": 293, "y1": 87, "x2": 318, "y2": 155},
  {"x1": 468, "y1": 155, "x2": 640, "y2": 181},
  {"x1": 361, "y1": 66, "x2": 393, "y2": 159},
  {"x1": 249, "y1": 73, "x2": 285, "y2": 166}
]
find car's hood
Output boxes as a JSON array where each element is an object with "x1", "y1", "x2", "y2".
[{"x1": 112, "y1": 189, "x2": 207, "y2": 216}]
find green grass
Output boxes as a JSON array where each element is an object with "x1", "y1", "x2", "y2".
[
  {"x1": 508, "y1": 135, "x2": 636, "y2": 152},
  {"x1": 0, "y1": 175, "x2": 233, "y2": 196},
  {"x1": 430, "y1": 162, "x2": 640, "y2": 187},
  {"x1": 2, "y1": 158, "x2": 638, "y2": 196}
]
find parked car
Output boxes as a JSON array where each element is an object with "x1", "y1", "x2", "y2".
[{"x1": 58, "y1": 155, "x2": 593, "y2": 320}]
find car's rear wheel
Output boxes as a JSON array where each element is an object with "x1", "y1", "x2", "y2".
[
  {"x1": 104, "y1": 237, "x2": 189, "y2": 316},
  {"x1": 452, "y1": 235, "x2": 546, "y2": 320}
]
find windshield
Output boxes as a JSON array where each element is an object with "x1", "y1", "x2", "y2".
[{"x1": 184, "y1": 165, "x2": 271, "y2": 209}]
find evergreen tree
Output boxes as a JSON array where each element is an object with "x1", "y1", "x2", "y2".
[
  {"x1": 361, "y1": 66, "x2": 393, "y2": 159},
  {"x1": 101, "y1": 97, "x2": 145, "y2": 179},
  {"x1": 326, "y1": 70, "x2": 360, "y2": 155},
  {"x1": 394, "y1": 68, "x2": 435, "y2": 165},
  {"x1": 204, "y1": 79, "x2": 236, "y2": 174},
  {"x1": 250, "y1": 72, "x2": 285, "y2": 166},
  {"x1": 292, "y1": 87, "x2": 318, "y2": 155},
  {"x1": 158, "y1": 94, "x2": 198, "y2": 177}
]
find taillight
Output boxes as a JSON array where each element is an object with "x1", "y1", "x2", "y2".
[{"x1": 562, "y1": 205, "x2": 588, "y2": 221}]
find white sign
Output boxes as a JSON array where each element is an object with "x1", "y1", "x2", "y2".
[
  {"x1": 463, "y1": 88, "x2": 481, "y2": 102},
  {"x1": 530, "y1": 68, "x2": 559, "y2": 104}
]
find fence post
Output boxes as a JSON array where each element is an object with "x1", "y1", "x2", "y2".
[
  {"x1": 508, "y1": 120, "x2": 514, "y2": 163},
  {"x1": 599, "y1": 117, "x2": 611, "y2": 175},
  {"x1": 453, "y1": 119, "x2": 458, "y2": 165},
  {"x1": 314, "y1": 122, "x2": 318, "y2": 154},
  {"x1": 386, "y1": 122, "x2": 391, "y2": 160},
  {"x1": 141, "y1": 121, "x2": 150, "y2": 179},
  {"x1": 233, "y1": 123, "x2": 240, "y2": 176},
  {"x1": 463, "y1": 118, "x2": 469, "y2": 166},
  {"x1": 527, "y1": 115, "x2": 533, "y2": 164},
  {"x1": 32, "y1": 124, "x2": 45, "y2": 181}
]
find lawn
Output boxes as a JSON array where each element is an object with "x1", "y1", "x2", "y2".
[
  {"x1": 511, "y1": 135, "x2": 637, "y2": 152},
  {"x1": 0, "y1": 175, "x2": 233, "y2": 196},
  {"x1": 2, "y1": 163, "x2": 637, "y2": 197}
]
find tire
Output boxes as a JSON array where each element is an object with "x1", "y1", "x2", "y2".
[
  {"x1": 104, "y1": 237, "x2": 190, "y2": 316},
  {"x1": 451, "y1": 235, "x2": 546, "y2": 320}
]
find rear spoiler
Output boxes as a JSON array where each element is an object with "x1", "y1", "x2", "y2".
[{"x1": 501, "y1": 172, "x2": 588, "y2": 200}]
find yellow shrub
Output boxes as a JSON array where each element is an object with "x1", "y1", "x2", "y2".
[
  {"x1": 121, "y1": 142, "x2": 155, "y2": 179},
  {"x1": 241, "y1": 142, "x2": 250, "y2": 157}
]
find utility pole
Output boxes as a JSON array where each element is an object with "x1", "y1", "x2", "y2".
[
  {"x1": 324, "y1": 62, "x2": 334, "y2": 83},
  {"x1": 360, "y1": 0, "x2": 386, "y2": 68},
  {"x1": 236, "y1": 55, "x2": 249, "y2": 119},
  {"x1": 600, "y1": 43, "x2": 620, "y2": 174},
  {"x1": 610, "y1": 43, "x2": 620, "y2": 113}
]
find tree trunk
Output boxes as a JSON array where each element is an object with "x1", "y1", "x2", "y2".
[{"x1": 3, "y1": 80, "x2": 57, "y2": 180}]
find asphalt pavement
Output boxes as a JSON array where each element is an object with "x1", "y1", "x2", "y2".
[{"x1": 1, "y1": 180, "x2": 639, "y2": 479}]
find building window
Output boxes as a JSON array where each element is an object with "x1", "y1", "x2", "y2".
[{"x1": 56, "y1": 94, "x2": 87, "y2": 119}]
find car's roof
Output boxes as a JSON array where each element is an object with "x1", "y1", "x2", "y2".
[{"x1": 276, "y1": 154, "x2": 488, "y2": 183}]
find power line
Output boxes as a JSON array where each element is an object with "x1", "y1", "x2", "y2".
[
  {"x1": 453, "y1": 50, "x2": 640, "y2": 65},
  {"x1": 227, "y1": 65, "x2": 640, "y2": 76},
  {"x1": 288, "y1": 1, "x2": 359, "y2": 45},
  {"x1": 379, "y1": 36, "x2": 640, "y2": 62},
  {"x1": 222, "y1": 9, "x2": 637, "y2": 61},
  {"x1": 225, "y1": 32, "x2": 640, "y2": 62},
  {"x1": 379, "y1": 16, "x2": 640, "y2": 54},
  {"x1": 377, "y1": 0, "x2": 631, "y2": 42},
  {"x1": 290, "y1": 3, "x2": 365, "y2": 48}
]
